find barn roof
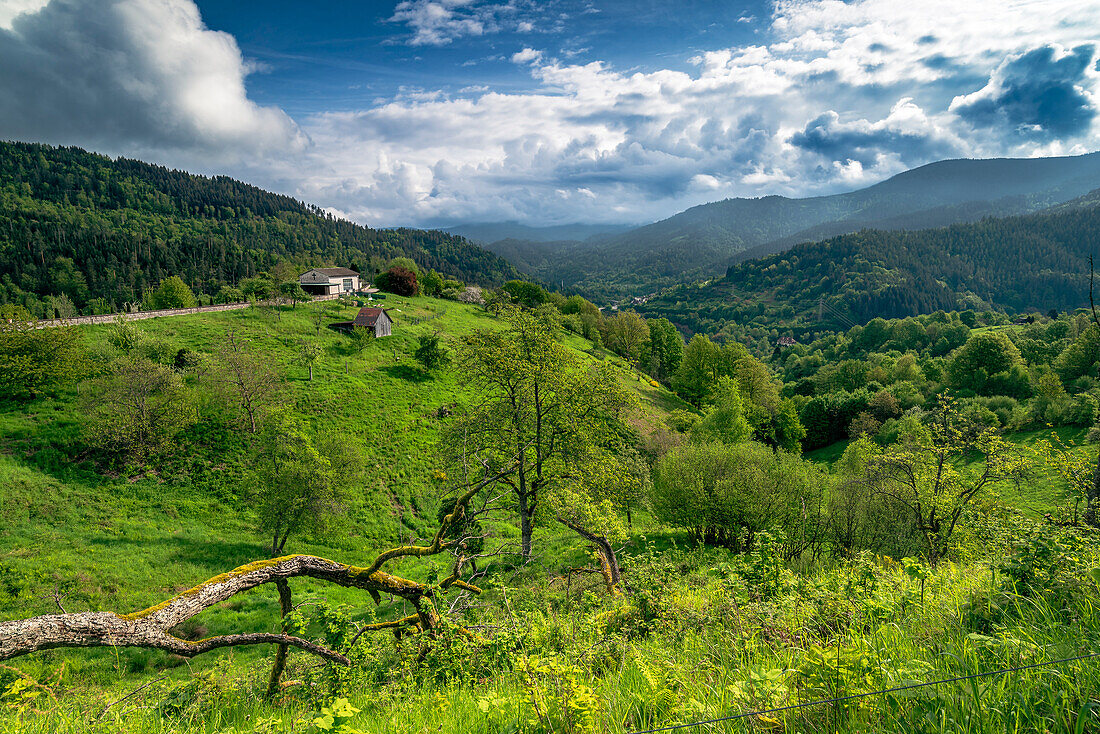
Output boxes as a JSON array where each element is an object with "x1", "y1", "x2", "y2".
[
  {"x1": 353, "y1": 307, "x2": 390, "y2": 327},
  {"x1": 308, "y1": 267, "x2": 359, "y2": 277}
]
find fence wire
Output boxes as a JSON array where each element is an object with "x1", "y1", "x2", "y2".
[{"x1": 625, "y1": 650, "x2": 1100, "y2": 734}]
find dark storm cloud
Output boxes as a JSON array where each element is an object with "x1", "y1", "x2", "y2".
[{"x1": 951, "y1": 44, "x2": 1097, "y2": 139}]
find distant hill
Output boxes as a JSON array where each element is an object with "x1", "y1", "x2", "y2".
[
  {"x1": 637, "y1": 191, "x2": 1100, "y2": 340},
  {"x1": 442, "y1": 221, "x2": 631, "y2": 244},
  {"x1": 505, "y1": 152, "x2": 1100, "y2": 300},
  {"x1": 0, "y1": 141, "x2": 518, "y2": 311}
]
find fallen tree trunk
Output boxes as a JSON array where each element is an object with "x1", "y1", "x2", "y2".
[
  {"x1": 0, "y1": 462, "x2": 511, "y2": 666},
  {"x1": 0, "y1": 554, "x2": 433, "y2": 664}
]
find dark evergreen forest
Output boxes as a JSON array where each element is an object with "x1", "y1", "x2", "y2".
[{"x1": 0, "y1": 142, "x2": 517, "y2": 311}]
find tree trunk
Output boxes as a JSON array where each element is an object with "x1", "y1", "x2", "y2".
[
  {"x1": 557, "y1": 517, "x2": 623, "y2": 594},
  {"x1": 1088, "y1": 449, "x2": 1100, "y2": 528},
  {"x1": 0, "y1": 555, "x2": 434, "y2": 663},
  {"x1": 266, "y1": 578, "x2": 293, "y2": 697},
  {"x1": 518, "y1": 490, "x2": 534, "y2": 561}
]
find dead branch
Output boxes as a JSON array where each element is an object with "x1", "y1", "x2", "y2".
[{"x1": 0, "y1": 554, "x2": 432, "y2": 664}]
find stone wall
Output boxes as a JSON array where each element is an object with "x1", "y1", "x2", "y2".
[{"x1": 36, "y1": 294, "x2": 343, "y2": 328}]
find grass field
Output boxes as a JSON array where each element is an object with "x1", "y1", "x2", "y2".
[{"x1": 2, "y1": 299, "x2": 1096, "y2": 733}]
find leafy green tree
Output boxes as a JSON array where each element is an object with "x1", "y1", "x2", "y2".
[
  {"x1": 0, "y1": 306, "x2": 87, "y2": 400},
  {"x1": 86, "y1": 355, "x2": 197, "y2": 458},
  {"x1": 946, "y1": 332, "x2": 1023, "y2": 394},
  {"x1": 651, "y1": 441, "x2": 821, "y2": 551},
  {"x1": 151, "y1": 276, "x2": 198, "y2": 309},
  {"x1": 447, "y1": 310, "x2": 634, "y2": 559},
  {"x1": 1054, "y1": 325, "x2": 1100, "y2": 383},
  {"x1": 348, "y1": 325, "x2": 374, "y2": 354},
  {"x1": 414, "y1": 332, "x2": 450, "y2": 371},
  {"x1": 278, "y1": 282, "x2": 310, "y2": 308},
  {"x1": 600, "y1": 310, "x2": 650, "y2": 367},
  {"x1": 690, "y1": 377, "x2": 751, "y2": 444},
  {"x1": 297, "y1": 340, "x2": 323, "y2": 380},
  {"x1": 672, "y1": 334, "x2": 747, "y2": 405},
  {"x1": 502, "y1": 280, "x2": 548, "y2": 307},
  {"x1": 420, "y1": 269, "x2": 444, "y2": 297},
  {"x1": 240, "y1": 277, "x2": 274, "y2": 302},
  {"x1": 215, "y1": 286, "x2": 244, "y2": 304},
  {"x1": 642, "y1": 318, "x2": 683, "y2": 382},
  {"x1": 852, "y1": 396, "x2": 1028, "y2": 564}
]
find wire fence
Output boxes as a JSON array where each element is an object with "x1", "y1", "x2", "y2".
[{"x1": 625, "y1": 650, "x2": 1100, "y2": 734}]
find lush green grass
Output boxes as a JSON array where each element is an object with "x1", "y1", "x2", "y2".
[
  {"x1": 0, "y1": 297, "x2": 684, "y2": 694},
  {"x1": 2, "y1": 299, "x2": 1097, "y2": 733}
]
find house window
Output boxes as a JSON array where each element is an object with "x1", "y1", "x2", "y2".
[{"x1": 343, "y1": 278, "x2": 353, "y2": 291}]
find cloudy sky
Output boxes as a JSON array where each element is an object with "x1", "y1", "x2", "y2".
[{"x1": 1, "y1": 0, "x2": 1098, "y2": 227}]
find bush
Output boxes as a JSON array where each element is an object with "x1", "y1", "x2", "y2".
[
  {"x1": 376, "y1": 266, "x2": 419, "y2": 296},
  {"x1": 151, "y1": 276, "x2": 198, "y2": 309},
  {"x1": 650, "y1": 441, "x2": 822, "y2": 551}
]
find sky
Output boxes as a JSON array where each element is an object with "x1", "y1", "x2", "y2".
[{"x1": 1, "y1": 0, "x2": 1098, "y2": 228}]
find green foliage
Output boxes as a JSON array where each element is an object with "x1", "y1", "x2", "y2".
[
  {"x1": 150, "y1": 276, "x2": 197, "y2": 310},
  {"x1": 947, "y1": 331, "x2": 1026, "y2": 396},
  {"x1": 501, "y1": 280, "x2": 548, "y2": 307},
  {"x1": 0, "y1": 307, "x2": 87, "y2": 399},
  {"x1": 650, "y1": 441, "x2": 822, "y2": 550},
  {"x1": 689, "y1": 376, "x2": 751, "y2": 444},
  {"x1": 348, "y1": 326, "x2": 374, "y2": 354},
  {"x1": 413, "y1": 332, "x2": 450, "y2": 371},
  {"x1": 85, "y1": 355, "x2": 197, "y2": 459},
  {"x1": 252, "y1": 410, "x2": 359, "y2": 554}
]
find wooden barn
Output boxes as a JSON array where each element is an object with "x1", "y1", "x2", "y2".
[{"x1": 332, "y1": 307, "x2": 393, "y2": 337}]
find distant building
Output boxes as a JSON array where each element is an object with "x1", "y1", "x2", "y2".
[
  {"x1": 332, "y1": 307, "x2": 393, "y2": 337},
  {"x1": 299, "y1": 267, "x2": 360, "y2": 296},
  {"x1": 777, "y1": 336, "x2": 797, "y2": 347}
]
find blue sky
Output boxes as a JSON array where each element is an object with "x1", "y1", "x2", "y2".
[
  {"x1": 1, "y1": 0, "x2": 1099, "y2": 227},
  {"x1": 195, "y1": 1, "x2": 770, "y2": 115}
]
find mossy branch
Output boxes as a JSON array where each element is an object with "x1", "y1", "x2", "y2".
[{"x1": 0, "y1": 555, "x2": 429, "y2": 663}]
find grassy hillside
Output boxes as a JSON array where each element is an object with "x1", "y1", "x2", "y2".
[
  {"x1": 3, "y1": 298, "x2": 1100, "y2": 734},
  {"x1": 0, "y1": 141, "x2": 519, "y2": 314}
]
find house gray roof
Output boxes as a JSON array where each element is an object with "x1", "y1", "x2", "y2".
[
  {"x1": 309, "y1": 267, "x2": 359, "y2": 277},
  {"x1": 353, "y1": 307, "x2": 390, "y2": 327}
]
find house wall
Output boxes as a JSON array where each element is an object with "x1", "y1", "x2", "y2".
[{"x1": 375, "y1": 314, "x2": 392, "y2": 338}]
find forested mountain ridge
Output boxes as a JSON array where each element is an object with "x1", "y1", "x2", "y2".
[
  {"x1": 486, "y1": 151, "x2": 1100, "y2": 300},
  {"x1": 637, "y1": 191, "x2": 1100, "y2": 346},
  {"x1": 0, "y1": 141, "x2": 518, "y2": 312}
]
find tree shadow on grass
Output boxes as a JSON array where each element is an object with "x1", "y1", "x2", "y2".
[
  {"x1": 88, "y1": 534, "x2": 269, "y2": 576},
  {"x1": 380, "y1": 364, "x2": 433, "y2": 383}
]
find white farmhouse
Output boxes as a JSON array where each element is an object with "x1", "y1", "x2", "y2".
[{"x1": 299, "y1": 267, "x2": 360, "y2": 296}]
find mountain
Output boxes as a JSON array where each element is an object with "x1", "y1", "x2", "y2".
[
  {"x1": 513, "y1": 152, "x2": 1100, "y2": 300},
  {"x1": 0, "y1": 141, "x2": 518, "y2": 311},
  {"x1": 636, "y1": 190, "x2": 1100, "y2": 345},
  {"x1": 442, "y1": 221, "x2": 631, "y2": 244}
]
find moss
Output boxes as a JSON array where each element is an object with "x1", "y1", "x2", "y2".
[{"x1": 116, "y1": 557, "x2": 290, "y2": 622}]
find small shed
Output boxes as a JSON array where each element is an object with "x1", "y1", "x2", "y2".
[{"x1": 332, "y1": 307, "x2": 393, "y2": 337}]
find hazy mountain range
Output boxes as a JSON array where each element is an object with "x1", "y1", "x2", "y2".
[{"x1": 457, "y1": 151, "x2": 1100, "y2": 300}]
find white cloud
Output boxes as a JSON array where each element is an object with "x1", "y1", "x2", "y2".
[
  {"x1": 3, "y1": 0, "x2": 1099, "y2": 228},
  {"x1": 510, "y1": 47, "x2": 543, "y2": 64},
  {"x1": 0, "y1": 0, "x2": 305, "y2": 163},
  {"x1": 389, "y1": 0, "x2": 541, "y2": 46}
]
